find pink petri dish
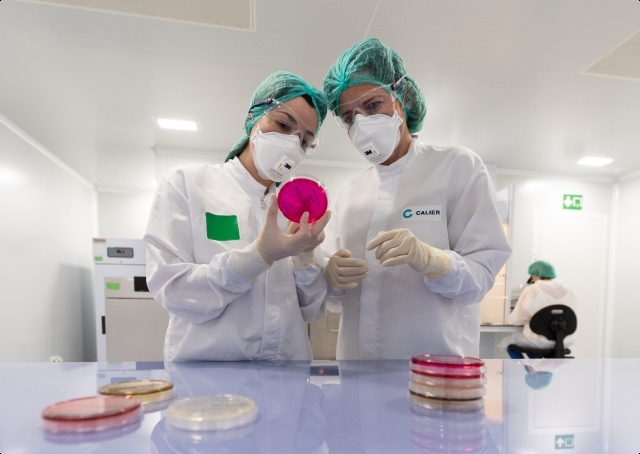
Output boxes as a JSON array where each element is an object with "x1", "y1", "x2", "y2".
[
  {"x1": 42, "y1": 395, "x2": 142, "y2": 434},
  {"x1": 277, "y1": 175, "x2": 329, "y2": 223},
  {"x1": 410, "y1": 354, "x2": 486, "y2": 378}
]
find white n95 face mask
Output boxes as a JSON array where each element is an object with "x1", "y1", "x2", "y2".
[
  {"x1": 348, "y1": 112, "x2": 404, "y2": 165},
  {"x1": 251, "y1": 127, "x2": 305, "y2": 182}
]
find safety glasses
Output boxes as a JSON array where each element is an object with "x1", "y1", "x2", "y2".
[
  {"x1": 248, "y1": 98, "x2": 319, "y2": 155},
  {"x1": 332, "y1": 76, "x2": 406, "y2": 129}
]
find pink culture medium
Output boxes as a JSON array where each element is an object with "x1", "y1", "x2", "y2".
[{"x1": 277, "y1": 176, "x2": 329, "y2": 224}]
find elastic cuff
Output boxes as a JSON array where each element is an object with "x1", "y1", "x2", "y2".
[
  {"x1": 423, "y1": 249, "x2": 454, "y2": 280},
  {"x1": 290, "y1": 251, "x2": 316, "y2": 270},
  {"x1": 228, "y1": 242, "x2": 272, "y2": 280}
]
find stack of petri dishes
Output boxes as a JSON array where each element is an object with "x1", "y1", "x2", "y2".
[
  {"x1": 408, "y1": 354, "x2": 486, "y2": 412},
  {"x1": 407, "y1": 355, "x2": 487, "y2": 452},
  {"x1": 409, "y1": 404, "x2": 487, "y2": 453}
]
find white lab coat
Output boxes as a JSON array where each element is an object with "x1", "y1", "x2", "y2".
[
  {"x1": 507, "y1": 279, "x2": 578, "y2": 349},
  {"x1": 144, "y1": 158, "x2": 326, "y2": 361},
  {"x1": 322, "y1": 139, "x2": 511, "y2": 359}
]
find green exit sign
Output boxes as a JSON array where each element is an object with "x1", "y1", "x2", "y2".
[
  {"x1": 555, "y1": 434, "x2": 575, "y2": 449},
  {"x1": 563, "y1": 194, "x2": 583, "y2": 210}
]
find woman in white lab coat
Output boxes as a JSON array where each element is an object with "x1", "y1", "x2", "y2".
[
  {"x1": 144, "y1": 71, "x2": 331, "y2": 361},
  {"x1": 321, "y1": 38, "x2": 512, "y2": 360},
  {"x1": 505, "y1": 260, "x2": 578, "y2": 358}
]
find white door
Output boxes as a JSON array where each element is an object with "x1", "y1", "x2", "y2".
[{"x1": 533, "y1": 212, "x2": 608, "y2": 358}]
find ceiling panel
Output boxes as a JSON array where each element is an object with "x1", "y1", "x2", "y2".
[
  {"x1": 584, "y1": 30, "x2": 640, "y2": 82},
  {"x1": 15, "y1": 0, "x2": 256, "y2": 30},
  {"x1": 0, "y1": 0, "x2": 639, "y2": 191}
]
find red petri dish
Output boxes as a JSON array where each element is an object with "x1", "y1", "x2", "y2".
[
  {"x1": 410, "y1": 354, "x2": 486, "y2": 378},
  {"x1": 277, "y1": 175, "x2": 329, "y2": 223},
  {"x1": 42, "y1": 395, "x2": 142, "y2": 433}
]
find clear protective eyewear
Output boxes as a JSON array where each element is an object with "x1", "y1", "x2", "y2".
[
  {"x1": 332, "y1": 76, "x2": 406, "y2": 129},
  {"x1": 248, "y1": 98, "x2": 319, "y2": 155}
]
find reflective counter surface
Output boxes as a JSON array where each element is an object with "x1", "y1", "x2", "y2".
[{"x1": 0, "y1": 359, "x2": 638, "y2": 453}]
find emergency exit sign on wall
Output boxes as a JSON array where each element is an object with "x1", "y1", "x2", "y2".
[
  {"x1": 555, "y1": 434, "x2": 575, "y2": 449},
  {"x1": 563, "y1": 194, "x2": 583, "y2": 210}
]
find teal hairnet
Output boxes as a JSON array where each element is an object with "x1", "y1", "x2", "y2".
[
  {"x1": 528, "y1": 260, "x2": 556, "y2": 279},
  {"x1": 525, "y1": 371, "x2": 553, "y2": 390},
  {"x1": 323, "y1": 37, "x2": 426, "y2": 134},
  {"x1": 226, "y1": 71, "x2": 328, "y2": 161}
]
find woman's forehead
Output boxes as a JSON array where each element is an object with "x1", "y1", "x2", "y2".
[
  {"x1": 338, "y1": 83, "x2": 383, "y2": 106},
  {"x1": 279, "y1": 97, "x2": 318, "y2": 131}
]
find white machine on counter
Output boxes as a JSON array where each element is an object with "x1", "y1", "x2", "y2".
[{"x1": 93, "y1": 238, "x2": 168, "y2": 362}]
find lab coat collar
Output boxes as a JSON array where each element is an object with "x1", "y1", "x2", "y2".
[
  {"x1": 225, "y1": 158, "x2": 276, "y2": 198},
  {"x1": 376, "y1": 137, "x2": 419, "y2": 180}
]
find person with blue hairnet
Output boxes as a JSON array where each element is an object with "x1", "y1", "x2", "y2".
[
  {"x1": 505, "y1": 260, "x2": 579, "y2": 359},
  {"x1": 321, "y1": 38, "x2": 512, "y2": 360},
  {"x1": 144, "y1": 71, "x2": 331, "y2": 361}
]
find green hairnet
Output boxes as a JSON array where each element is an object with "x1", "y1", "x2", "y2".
[
  {"x1": 226, "y1": 71, "x2": 328, "y2": 161},
  {"x1": 323, "y1": 37, "x2": 426, "y2": 134},
  {"x1": 528, "y1": 260, "x2": 556, "y2": 279}
]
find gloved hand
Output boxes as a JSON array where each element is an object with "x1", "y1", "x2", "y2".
[
  {"x1": 257, "y1": 194, "x2": 331, "y2": 264},
  {"x1": 325, "y1": 249, "x2": 368, "y2": 290},
  {"x1": 229, "y1": 195, "x2": 331, "y2": 279},
  {"x1": 365, "y1": 228, "x2": 452, "y2": 280},
  {"x1": 287, "y1": 215, "x2": 327, "y2": 269}
]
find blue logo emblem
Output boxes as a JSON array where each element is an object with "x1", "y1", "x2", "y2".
[{"x1": 403, "y1": 209, "x2": 413, "y2": 219}]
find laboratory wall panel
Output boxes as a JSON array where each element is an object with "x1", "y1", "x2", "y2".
[
  {"x1": 612, "y1": 176, "x2": 640, "y2": 357},
  {"x1": 97, "y1": 191, "x2": 155, "y2": 239},
  {"x1": 0, "y1": 121, "x2": 95, "y2": 362}
]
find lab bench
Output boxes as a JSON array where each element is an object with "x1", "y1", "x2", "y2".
[{"x1": 0, "y1": 358, "x2": 637, "y2": 453}]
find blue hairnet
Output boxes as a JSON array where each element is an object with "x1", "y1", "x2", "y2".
[
  {"x1": 226, "y1": 71, "x2": 328, "y2": 161},
  {"x1": 323, "y1": 37, "x2": 426, "y2": 134},
  {"x1": 528, "y1": 260, "x2": 556, "y2": 279}
]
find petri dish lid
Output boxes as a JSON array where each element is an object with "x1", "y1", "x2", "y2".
[
  {"x1": 42, "y1": 395, "x2": 141, "y2": 421},
  {"x1": 277, "y1": 175, "x2": 329, "y2": 223},
  {"x1": 99, "y1": 379, "x2": 174, "y2": 404},
  {"x1": 410, "y1": 354, "x2": 486, "y2": 378},
  {"x1": 167, "y1": 394, "x2": 258, "y2": 431}
]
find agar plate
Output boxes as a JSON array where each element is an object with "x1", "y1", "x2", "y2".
[
  {"x1": 410, "y1": 354, "x2": 486, "y2": 378},
  {"x1": 42, "y1": 395, "x2": 142, "y2": 433},
  {"x1": 277, "y1": 175, "x2": 329, "y2": 223},
  {"x1": 99, "y1": 379, "x2": 174, "y2": 404},
  {"x1": 167, "y1": 394, "x2": 258, "y2": 431}
]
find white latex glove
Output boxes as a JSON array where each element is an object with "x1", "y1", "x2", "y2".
[
  {"x1": 325, "y1": 249, "x2": 368, "y2": 290},
  {"x1": 365, "y1": 228, "x2": 452, "y2": 280},
  {"x1": 287, "y1": 215, "x2": 328, "y2": 270},
  {"x1": 257, "y1": 194, "x2": 331, "y2": 264},
  {"x1": 229, "y1": 195, "x2": 331, "y2": 279}
]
